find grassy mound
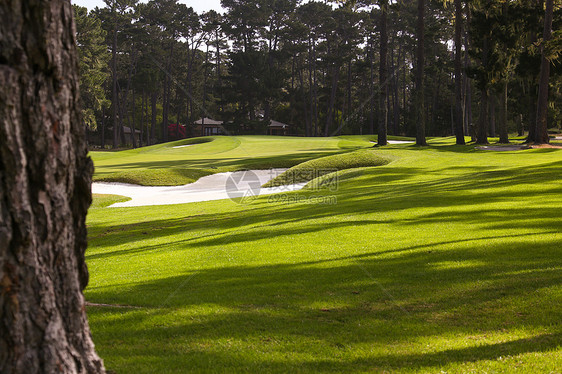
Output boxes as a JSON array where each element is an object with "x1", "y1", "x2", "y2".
[
  {"x1": 90, "y1": 194, "x2": 131, "y2": 208},
  {"x1": 263, "y1": 149, "x2": 392, "y2": 187},
  {"x1": 93, "y1": 168, "x2": 214, "y2": 186}
]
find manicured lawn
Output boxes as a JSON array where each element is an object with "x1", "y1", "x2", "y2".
[
  {"x1": 86, "y1": 136, "x2": 562, "y2": 373},
  {"x1": 91, "y1": 136, "x2": 363, "y2": 185}
]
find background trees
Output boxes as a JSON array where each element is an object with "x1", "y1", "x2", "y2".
[{"x1": 75, "y1": 0, "x2": 562, "y2": 147}]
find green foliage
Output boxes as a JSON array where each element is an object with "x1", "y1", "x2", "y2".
[{"x1": 74, "y1": 5, "x2": 110, "y2": 131}]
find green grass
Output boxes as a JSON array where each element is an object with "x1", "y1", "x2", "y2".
[
  {"x1": 94, "y1": 168, "x2": 215, "y2": 186},
  {"x1": 86, "y1": 136, "x2": 562, "y2": 373},
  {"x1": 263, "y1": 149, "x2": 392, "y2": 187},
  {"x1": 91, "y1": 136, "x2": 374, "y2": 185},
  {"x1": 90, "y1": 194, "x2": 131, "y2": 208}
]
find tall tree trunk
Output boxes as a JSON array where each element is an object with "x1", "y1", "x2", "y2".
[
  {"x1": 299, "y1": 59, "x2": 310, "y2": 137},
  {"x1": 325, "y1": 64, "x2": 340, "y2": 137},
  {"x1": 498, "y1": 81, "x2": 509, "y2": 143},
  {"x1": 216, "y1": 30, "x2": 224, "y2": 116},
  {"x1": 476, "y1": 87, "x2": 489, "y2": 144},
  {"x1": 369, "y1": 39, "x2": 375, "y2": 135},
  {"x1": 140, "y1": 89, "x2": 145, "y2": 147},
  {"x1": 378, "y1": 0, "x2": 389, "y2": 145},
  {"x1": 466, "y1": 80, "x2": 474, "y2": 140},
  {"x1": 414, "y1": 0, "x2": 427, "y2": 146},
  {"x1": 527, "y1": 80, "x2": 537, "y2": 142},
  {"x1": 162, "y1": 43, "x2": 174, "y2": 143},
  {"x1": 151, "y1": 91, "x2": 157, "y2": 145},
  {"x1": 131, "y1": 89, "x2": 137, "y2": 148},
  {"x1": 391, "y1": 42, "x2": 401, "y2": 136},
  {"x1": 111, "y1": 27, "x2": 118, "y2": 148},
  {"x1": 101, "y1": 106, "x2": 106, "y2": 149},
  {"x1": 489, "y1": 93, "x2": 496, "y2": 138},
  {"x1": 476, "y1": 36, "x2": 489, "y2": 145},
  {"x1": 347, "y1": 58, "x2": 352, "y2": 126},
  {"x1": 313, "y1": 41, "x2": 319, "y2": 137},
  {"x1": 454, "y1": 0, "x2": 466, "y2": 145},
  {"x1": 535, "y1": 0, "x2": 553, "y2": 144},
  {"x1": 0, "y1": 1, "x2": 105, "y2": 372}
]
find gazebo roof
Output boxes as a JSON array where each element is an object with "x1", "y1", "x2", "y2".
[
  {"x1": 269, "y1": 120, "x2": 290, "y2": 128},
  {"x1": 194, "y1": 117, "x2": 223, "y2": 125}
]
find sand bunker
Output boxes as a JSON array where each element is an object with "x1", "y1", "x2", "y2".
[
  {"x1": 92, "y1": 169, "x2": 306, "y2": 207},
  {"x1": 370, "y1": 140, "x2": 415, "y2": 145},
  {"x1": 476, "y1": 145, "x2": 532, "y2": 151}
]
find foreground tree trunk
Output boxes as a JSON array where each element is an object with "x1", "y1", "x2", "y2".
[{"x1": 0, "y1": 1, "x2": 105, "y2": 373}]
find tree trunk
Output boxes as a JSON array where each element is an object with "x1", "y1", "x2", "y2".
[
  {"x1": 112, "y1": 27, "x2": 118, "y2": 148},
  {"x1": 101, "y1": 106, "x2": 106, "y2": 149},
  {"x1": 140, "y1": 89, "x2": 145, "y2": 147},
  {"x1": 378, "y1": 0, "x2": 389, "y2": 145},
  {"x1": 498, "y1": 81, "x2": 509, "y2": 143},
  {"x1": 535, "y1": 0, "x2": 553, "y2": 144},
  {"x1": 151, "y1": 91, "x2": 157, "y2": 145},
  {"x1": 369, "y1": 39, "x2": 375, "y2": 135},
  {"x1": 324, "y1": 64, "x2": 340, "y2": 137},
  {"x1": 391, "y1": 42, "x2": 401, "y2": 136},
  {"x1": 414, "y1": 0, "x2": 427, "y2": 146},
  {"x1": 476, "y1": 35, "x2": 489, "y2": 145},
  {"x1": 476, "y1": 87, "x2": 489, "y2": 144},
  {"x1": 454, "y1": 0, "x2": 465, "y2": 145},
  {"x1": 131, "y1": 89, "x2": 137, "y2": 148},
  {"x1": 489, "y1": 94, "x2": 496, "y2": 138},
  {"x1": 0, "y1": 1, "x2": 105, "y2": 372},
  {"x1": 313, "y1": 41, "x2": 319, "y2": 137}
]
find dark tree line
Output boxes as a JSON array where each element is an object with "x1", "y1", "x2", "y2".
[{"x1": 74, "y1": 0, "x2": 562, "y2": 148}]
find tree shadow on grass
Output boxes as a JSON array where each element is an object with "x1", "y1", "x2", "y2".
[
  {"x1": 87, "y1": 238, "x2": 562, "y2": 372},
  {"x1": 87, "y1": 159, "x2": 562, "y2": 252},
  {"x1": 94, "y1": 149, "x2": 346, "y2": 175}
]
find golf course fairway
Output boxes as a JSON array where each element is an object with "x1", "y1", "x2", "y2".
[{"x1": 86, "y1": 135, "x2": 562, "y2": 373}]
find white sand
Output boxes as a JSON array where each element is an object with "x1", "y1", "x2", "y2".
[
  {"x1": 370, "y1": 140, "x2": 414, "y2": 144},
  {"x1": 172, "y1": 144, "x2": 195, "y2": 149},
  {"x1": 92, "y1": 169, "x2": 306, "y2": 207}
]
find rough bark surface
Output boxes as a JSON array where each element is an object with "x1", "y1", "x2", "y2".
[{"x1": 0, "y1": 1, "x2": 105, "y2": 373}]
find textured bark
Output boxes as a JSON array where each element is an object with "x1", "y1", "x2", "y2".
[{"x1": 0, "y1": 1, "x2": 105, "y2": 373}]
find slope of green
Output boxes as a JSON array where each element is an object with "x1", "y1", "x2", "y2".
[
  {"x1": 91, "y1": 136, "x2": 372, "y2": 185},
  {"x1": 86, "y1": 137, "x2": 562, "y2": 373},
  {"x1": 263, "y1": 149, "x2": 392, "y2": 187}
]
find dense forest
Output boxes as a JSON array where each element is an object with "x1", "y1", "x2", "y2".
[{"x1": 74, "y1": 0, "x2": 562, "y2": 148}]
